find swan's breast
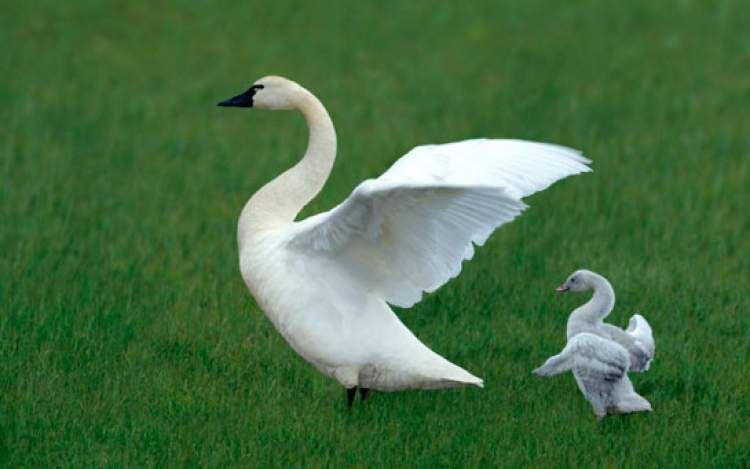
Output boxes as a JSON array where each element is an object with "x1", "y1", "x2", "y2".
[{"x1": 239, "y1": 231, "x2": 372, "y2": 366}]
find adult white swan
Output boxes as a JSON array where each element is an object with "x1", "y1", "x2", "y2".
[{"x1": 218, "y1": 76, "x2": 591, "y2": 406}]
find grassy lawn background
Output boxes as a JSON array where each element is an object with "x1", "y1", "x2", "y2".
[{"x1": 1, "y1": 0, "x2": 748, "y2": 466}]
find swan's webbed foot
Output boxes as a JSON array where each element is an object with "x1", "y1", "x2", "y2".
[
  {"x1": 359, "y1": 387, "x2": 369, "y2": 402},
  {"x1": 347, "y1": 387, "x2": 357, "y2": 408}
]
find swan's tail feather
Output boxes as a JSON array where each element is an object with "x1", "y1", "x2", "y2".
[
  {"x1": 420, "y1": 373, "x2": 484, "y2": 390},
  {"x1": 420, "y1": 360, "x2": 484, "y2": 390},
  {"x1": 454, "y1": 373, "x2": 484, "y2": 388}
]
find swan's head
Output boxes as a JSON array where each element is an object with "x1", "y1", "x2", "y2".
[
  {"x1": 217, "y1": 75, "x2": 305, "y2": 110},
  {"x1": 556, "y1": 269, "x2": 597, "y2": 293}
]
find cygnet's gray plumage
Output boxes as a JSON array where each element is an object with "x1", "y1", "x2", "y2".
[{"x1": 533, "y1": 269, "x2": 655, "y2": 421}]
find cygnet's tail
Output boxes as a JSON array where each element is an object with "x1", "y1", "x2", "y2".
[
  {"x1": 614, "y1": 376, "x2": 653, "y2": 414},
  {"x1": 616, "y1": 392, "x2": 653, "y2": 414}
]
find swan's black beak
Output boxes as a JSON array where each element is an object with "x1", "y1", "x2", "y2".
[
  {"x1": 217, "y1": 90, "x2": 254, "y2": 108},
  {"x1": 217, "y1": 84, "x2": 264, "y2": 108}
]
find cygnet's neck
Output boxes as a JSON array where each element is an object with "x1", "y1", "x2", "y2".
[
  {"x1": 237, "y1": 88, "x2": 337, "y2": 250},
  {"x1": 569, "y1": 273, "x2": 616, "y2": 325}
]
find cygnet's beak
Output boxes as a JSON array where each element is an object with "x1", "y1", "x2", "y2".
[{"x1": 556, "y1": 284, "x2": 569, "y2": 293}]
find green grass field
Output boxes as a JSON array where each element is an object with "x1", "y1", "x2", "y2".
[{"x1": 2, "y1": 0, "x2": 749, "y2": 466}]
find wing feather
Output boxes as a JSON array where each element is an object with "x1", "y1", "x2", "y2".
[
  {"x1": 285, "y1": 139, "x2": 591, "y2": 307},
  {"x1": 601, "y1": 314, "x2": 655, "y2": 372}
]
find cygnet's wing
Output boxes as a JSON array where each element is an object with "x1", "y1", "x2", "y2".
[
  {"x1": 534, "y1": 333, "x2": 630, "y2": 409},
  {"x1": 534, "y1": 332, "x2": 630, "y2": 379},
  {"x1": 601, "y1": 314, "x2": 655, "y2": 372},
  {"x1": 626, "y1": 314, "x2": 655, "y2": 370},
  {"x1": 286, "y1": 139, "x2": 591, "y2": 308},
  {"x1": 570, "y1": 336, "x2": 630, "y2": 409}
]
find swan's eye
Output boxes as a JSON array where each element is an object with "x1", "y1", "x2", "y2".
[{"x1": 571, "y1": 277, "x2": 576, "y2": 283}]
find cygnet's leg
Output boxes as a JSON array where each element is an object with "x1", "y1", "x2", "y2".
[
  {"x1": 590, "y1": 400, "x2": 608, "y2": 423},
  {"x1": 347, "y1": 387, "x2": 357, "y2": 408},
  {"x1": 359, "y1": 387, "x2": 369, "y2": 402}
]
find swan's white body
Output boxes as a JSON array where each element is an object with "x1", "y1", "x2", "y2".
[
  {"x1": 224, "y1": 76, "x2": 592, "y2": 392},
  {"x1": 534, "y1": 270, "x2": 655, "y2": 420}
]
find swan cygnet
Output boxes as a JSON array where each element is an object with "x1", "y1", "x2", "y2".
[
  {"x1": 217, "y1": 76, "x2": 592, "y2": 407},
  {"x1": 533, "y1": 269, "x2": 655, "y2": 421}
]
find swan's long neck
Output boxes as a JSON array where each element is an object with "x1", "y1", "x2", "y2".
[
  {"x1": 570, "y1": 274, "x2": 616, "y2": 324},
  {"x1": 237, "y1": 90, "x2": 336, "y2": 249}
]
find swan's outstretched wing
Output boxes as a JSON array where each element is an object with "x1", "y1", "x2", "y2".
[
  {"x1": 601, "y1": 314, "x2": 655, "y2": 372},
  {"x1": 379, "y1": 139, "x2": 591, "y2": 199},
  {"x1": 286, "y1": 139, "x2": 591, "y2": 308}
]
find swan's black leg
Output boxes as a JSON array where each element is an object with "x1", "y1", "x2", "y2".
[
  {"x1": 359, "y1": 387, "x2": 369, "y2": 402},
  {"x1": 347, "y1": 387, "x2": 357, "y2": 408}
]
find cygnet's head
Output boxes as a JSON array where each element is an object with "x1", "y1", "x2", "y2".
[
  {"x1": 556, "y1": 269, "x2": 598, "y2": 293},
  {"x1": 217, "y1": 75, "x2": 305, "y2": 110}
]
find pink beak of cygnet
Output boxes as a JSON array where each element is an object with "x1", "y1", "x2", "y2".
[{"x1": 556, "y1": 285, "x2": 569, "y2": 293}]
